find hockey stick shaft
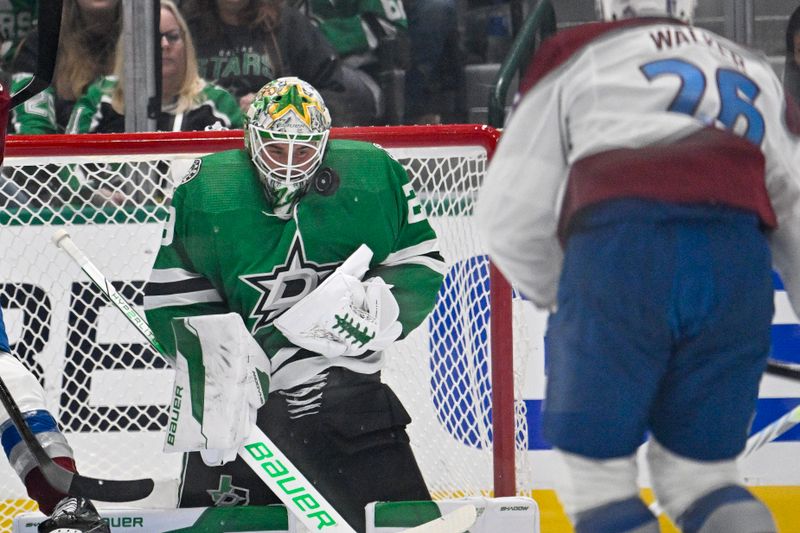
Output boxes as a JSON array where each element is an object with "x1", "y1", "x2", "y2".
[
  {"x1": 9, "y1": 0, "x2": 63, "y2": 109},
  {"x1": 743, "y1": 404, "x2": 800, "y2": 456},
  {"x1": 765, "y1": 358, "x2": 800, "y2": 381},
  {"x1": 0, "y1": 368, "x2": 154, "y2": 501},
  {"x1": 53, "y1": 230, "x2": 357, "y2": 533}
]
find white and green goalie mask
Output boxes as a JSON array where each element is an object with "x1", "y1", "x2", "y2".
[{"x1": 245, "y1": 77, "x2": 331, "y2": 213}]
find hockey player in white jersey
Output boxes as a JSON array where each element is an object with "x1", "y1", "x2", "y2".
[
  {"x1": 0, "y1": 69, "x2": 108, "y2": 532},
  {"x1": 477, "y1": 0, "x2": 798, "y2": 531},
  {"x1": 0, "y1": 306, "x2": 109, "y2": 533}
]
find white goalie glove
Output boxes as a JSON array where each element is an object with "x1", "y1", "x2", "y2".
[
  {"x1": 275, "y1": 245, "x2": 403, "y2": 357},
  {"x1": 165, "y1": 313, "x2": 271, "y2": 467}
]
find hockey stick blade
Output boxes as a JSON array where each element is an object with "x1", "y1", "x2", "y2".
[
  {"x1": 765, "y1": 359, "x2": 800, "y2": 381},
  {"x1": 0, "y1": 374, "x2": 154, "y2": 501},
  {"x1": 401, "y1": 505, "x2": 477, "y2": 533},
  {"x1": 9, "y1": 0, "x2": 62, "y2": 109}
]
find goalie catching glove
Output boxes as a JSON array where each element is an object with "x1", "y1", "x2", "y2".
[
  {"x1": 165, "y1": 313, "x2": 270, "y2": 466},
  {"x1": 275, "y1": 244, "x2": 403, "y2": 357}
]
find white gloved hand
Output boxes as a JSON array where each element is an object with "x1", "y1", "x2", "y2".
[
  {"x1": 276, "y1": 275, "x2": 403, "y2": 357},
  {"x1": 275, "y1": 246, "x2": 403, "y2": 357}
]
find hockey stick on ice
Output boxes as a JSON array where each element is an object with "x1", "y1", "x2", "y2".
[
  {"x1": 0, "y1": 372, "x2": 154, "y2": 501},
  {"x1": 649, "y1": 404, "x2": 800, "y2": 516},
  {"x1": 402, "y1": 505, "x2": 478, "y2": 533},
  {"x1": 52, "y1": 229, "x2": 358, "y2": 533},
  {"x1": 9, "y1": 0, "x2": 63, "y2": 109}
]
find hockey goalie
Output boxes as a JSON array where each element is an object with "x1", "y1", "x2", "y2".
[{"x1": 143, "y1": 76, "x2": 446, "y2": 531}]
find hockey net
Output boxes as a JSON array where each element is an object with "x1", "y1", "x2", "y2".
[{"x1": 0, "y1": 125, "x2": 538, "y2": 529}]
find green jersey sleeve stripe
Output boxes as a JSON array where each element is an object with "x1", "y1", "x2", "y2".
[
  {"x1": 381, "y1": 239, "x2": 439, "y2": 263},
  {"x1": 383, "y1": 255, "x2": 447, "y2": 274},
  {"x1": 149, "y1": 267, "x2": 208, "y2": 283},
  {"x1": 380, "y1": 239, "x2": 446, "y2": 273},
  {"x1": 143, "y1": 289, "x2": 223, "y2": 311}
]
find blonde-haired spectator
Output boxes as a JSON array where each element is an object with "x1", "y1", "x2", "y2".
[
  {"x1": 11, "y1": 0, "x2": 122, "y2": 133},
  {"x1": 67, "y1": 0, "x2": 242, "y2": 133}
]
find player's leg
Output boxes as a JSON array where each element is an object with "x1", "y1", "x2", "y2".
[
  {"x1": 0, "y1": 308, "x2": 108, "y2": 532},
  {"x1": 647, "y1": 212, "x2": 776, "y2": 532},
  {"x1": 543, "y1": 200, "x2": 690, "y2": 532}
]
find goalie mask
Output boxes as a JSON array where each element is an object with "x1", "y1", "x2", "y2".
[
  {"x1": 596, "y1": 0, "x2": 696, "y2": 22},
  {"x1": 245, "y1": 77, "x2": 331, "y2": 214}
]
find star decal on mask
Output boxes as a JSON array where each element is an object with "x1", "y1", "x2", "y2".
[
  {"x1": 267, "y1": 83, "x2": 322, "y2": 127},
  {"x1": 240, "y1": 235, "x2": 338, "y2": 334}
]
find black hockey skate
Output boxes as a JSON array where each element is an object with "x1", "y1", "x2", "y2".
[{"x1": 37, "y1": 497, "x2": 109, "y2": 533}]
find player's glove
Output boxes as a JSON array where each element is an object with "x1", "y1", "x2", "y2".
[
  {"x1": 165, "y1": 313, "x2": 270, "y2": 467},
  {"x1": 275, "y1": 246, "x2": 403, "y2": 357}
]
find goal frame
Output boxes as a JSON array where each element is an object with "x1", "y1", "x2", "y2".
[{"x1": 4, "y1": 124, "x2": 517, "y2": 497}]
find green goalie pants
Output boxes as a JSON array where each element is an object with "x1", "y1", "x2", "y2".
[{"x1": 177, "y1": 367, "x2": 431, "y2": 531}]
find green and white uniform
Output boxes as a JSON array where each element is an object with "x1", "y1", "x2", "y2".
[
  {"x1": 145, "y1": 139, "x2": 443, "y2": 387},
  {"x1": 145, "y1": 140, "x2": 444, "y2": 384},
  {"x1": 144, "y1": 140, "x2": 442, "y2": 525}
]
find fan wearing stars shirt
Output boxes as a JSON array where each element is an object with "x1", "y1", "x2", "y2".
[{"x1": 143, "y1": 77, "x2": 443, "y2": 531}]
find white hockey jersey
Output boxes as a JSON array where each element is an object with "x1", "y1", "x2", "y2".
[{"x1": 476, "y1": 17, "x2": 800, "y2": 312}]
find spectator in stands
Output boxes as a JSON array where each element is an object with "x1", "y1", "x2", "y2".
[
  {"x1": 66, "y1": 0, "x2": 242, "y2": 208},
  {"x1": 289, "y1": 0, "x2": 408, "y2": 124},
  {"x1": 10, "y1": 0, "x2": 122, "y2": 134},
  {"x1": 0, "y1": 0, "x2": 37, "y2": 71},
  {"x1": 784, "y1": 4, "x2": 800, "y2": 104},
  {"x1": 67, "y1": 0, "x2": 242, "y2": 134},
  {"x1": 180, "y1": 0, "x2": 378, "y2": 125},
  {"x1": 404, "y1": 0, "x2": 464, "y2": 125}
]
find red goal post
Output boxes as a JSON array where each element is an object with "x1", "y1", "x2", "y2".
[{"x1": 0, "y1": 125, "x2": 531, "y2": 526}]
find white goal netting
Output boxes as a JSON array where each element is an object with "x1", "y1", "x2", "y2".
[{"x1": 0, "y1": 126, "x2": 538, "y2": 531}]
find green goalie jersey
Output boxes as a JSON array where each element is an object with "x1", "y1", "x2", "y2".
[{"x1": 144, "y1": 139, "x2": 445, "y2": 391}]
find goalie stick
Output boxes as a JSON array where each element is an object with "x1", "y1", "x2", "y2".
[
  {"x1": 51, "y1": 230, "x2": 358, "y2": 532},
  {"x1": 53, "y1": 229, "x2": 477, "y2": 533},
  {"x1": 0, "y1": 372, "x2": 154, "y2": 501},
  {"x1": 9, "y1": 0, "x2": 63, "y2": 109}
]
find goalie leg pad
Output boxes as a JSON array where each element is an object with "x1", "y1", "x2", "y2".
[{"x1": 165, "y1": 313, "x2": 270, "y2": 466}]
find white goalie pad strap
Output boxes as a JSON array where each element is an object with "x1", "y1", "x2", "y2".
[{"x1": 164, "y1": 313, "x2": 270, "y2": 466}]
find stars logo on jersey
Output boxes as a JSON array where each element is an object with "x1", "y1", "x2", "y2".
[
  {"x1": 241, "y1": 235, "x2": 338, "y2": 333},
  {"x1": 207, "y1": 475, "x2": 249, "y2": 506}
]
